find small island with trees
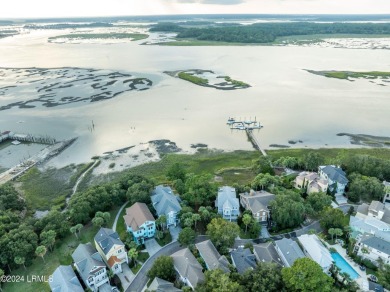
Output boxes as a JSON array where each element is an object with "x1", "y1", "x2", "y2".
[
  {"x1": 306, "y1": 70, "x2": 390, "y2": 86},
  {"x1": 48, "y1": 33, "x2": 149, "y2": 43},
  {"x1": 164, "y1": 69, "x2": 250, "y2": 90}
]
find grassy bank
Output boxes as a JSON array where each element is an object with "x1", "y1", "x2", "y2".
[
  {"x1": 49, "y1": 33, "x2": 149, "y2": 41},
  {"x1": 307, "y1": 70, "x2": 390, "y2": 80},
  {"x1": 178, "y1": 72, "x2": 208, "y2": 85}
]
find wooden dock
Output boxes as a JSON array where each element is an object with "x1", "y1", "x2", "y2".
[{"x1": 246, "y1": 129, "x2": 267, "y2": 157}]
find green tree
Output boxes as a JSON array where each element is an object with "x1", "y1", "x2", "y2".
[
  {"x1": 166, "y1": 163, "x2": 186, "y2": 182},
  {"x1": 147, "y1": 255, "x2": 175, "y2": 282},
  {"x1": 328, "y1": 228, "x2": 336, "y2": 242},
  {"x1": 305, "y1": 192, "x2": 332, "y2": 216},
  {"x1": 304, "y1": 152, "x2": 324, "y2": 171},
  {"x1": 0, "y1": 268, "x2": 4, "y2": 291},
  {"x1": 14, "y1": 256, "x2": 26, "y2": 270},
  {"x1": 251, "y1": 173, "x2": 280, "y2": 191},
  {"x1": 243, "y1": 214, "x2": 252, "y2": 234},
  {"x1": 377, "y1": 264, "x2": 390, "y2": 290},
  {"x1": 198, "y1": 206, "x2": 211, "y2": 223},
  {"x1": 348, "y1": 174, "x2": 384, "y2": 202},
  {"x1": 240, "y1": 262, "x2": 285, "y2": 292},
  {"x1": 334, "y1": 228, "x2": 343, "y2": 241},
  {"x1": 320, "y1": 207, "x2": 349, "y2": 230},
  {"x1": 249, "y1": 218, "x2": 261, "y2": 238},
  {"x1": 178, "y1": 227, "x2": 196, "y2": 246},
  {"x1": 282, "y1": 258, "x2": 334, "y2": 292},
  {"x1": 192, "y1": 213, "x2": 201, "y2": 229},
  {"x1": 182, "y1": 174, "x2": 217, "y2": 209},
  {"x1": 35, "y1": 246, "x2": 47, "y2": 262},
  {"x1": 126, "y1": 180, "x2": 154, "y2": 205},
  {"x1": 196, "y1": 269, "x2": 243, "y2": 292},
  {"x1": 70, "y1": 226, "x2": 78, "y2": 239},
  {"x1": 75, "y1": 224, "x2": 83, "y2": 237},
  {"x1": 206, "y1": 218, "x2": 240, "y2": 253},
  {"x1": 156, "y1": 215, "x2": 167, "y2": 231},
  {"x1": 253, "y1": 156, "x2": 275, "y2": 175},
  {"x1": 40, "y1": 230, "x2": 56, "y2": 252},
  {"x1": 128, "y1": 248, "x2": 139, "y2": 267},
  {"x1": 92, "y1": 216, "x2": 104, "y2": 228}
]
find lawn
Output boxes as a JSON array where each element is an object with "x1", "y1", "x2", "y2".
[
  {"x1": 239, "y1": 229, "x2": 258, "y2": 239},
  {"x1": 138, "y1": 251, "x2": 150, "y2": 263},
  {"x1": 155, "y1": 231, "x2": 172, "y2": 246},
  {"x1": 131, "y1": 263, "x2": 142, "y2": 274}
]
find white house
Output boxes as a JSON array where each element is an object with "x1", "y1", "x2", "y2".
[
  {"x1": 215, "y1": 186, "x2": 240, "y2": 221},
  {"x1": 318, "y1": 165, "x2": 348, "y2": 194},
  {"x1": 383, "y1": 181, "x2": 390, "y2": 209},
  {"x1": 355, "y1": 234, "x2": 390, "y2": 266},
  {"x1": 297, "y1": 234, "x2": 333, "y2": 274},
  {"x1": 94, "y1": 228, "x2": 128, "y2": 274},
  {"x1": 71, "y1": 243, "x2": 109, "y2": 292},
  {"x1": 349, "y1": 215, "x2": 390, "y2": 242},
  {"x1": 151, "y1": 185, "x2": 182, "y2": 227},
  {"x1": 239, "y1": 190, "x2": 275, "y2": 222},
  {"x1": 274, "y1": 238, "x2": 305, "y2": 267}
]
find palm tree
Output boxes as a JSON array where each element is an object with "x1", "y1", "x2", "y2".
[
  {"x1": 328, "y1": 228, "x2": 336, "y2": 242},
  {"x1": 343, "y1": 226, "x2": 352, "y2": 238},
  {"x1": 35, "y1": 246, "x2": 47, "y2": 262},
  {"x1": 159, "y1": 215, "x2": 167, "y2": 231},
  {"x1": 192, "y1": 214, "x2": 201, "y2": 229},
  {"x1": 334, "y1": 228, "x2": 343, "y2": 242},
  {"x1": 70, "y1": 226, "x2": 78, "y2": 239},
  {"x1": 128, "y1": 248, "x2": 139, "y2": 268},
  {"x1": 14, "y1": 256, "x2": 26, "y2": 270},
  {"x1": 243, "y1": 214, "x2": 252, "y2": 234}
]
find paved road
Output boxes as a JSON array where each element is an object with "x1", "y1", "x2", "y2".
[
  {"x1": 112, "y1": 201, "x2": 129, "y2": 232},
  {"x1": 126, "y1": 236, "x2": 208, "y2": 292}
]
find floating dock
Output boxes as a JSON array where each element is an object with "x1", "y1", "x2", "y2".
[{"x1": 227, "y1": 117, "x2": 267, "y2": 157}]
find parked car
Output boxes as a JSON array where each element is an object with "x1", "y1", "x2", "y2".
[
  {"x1": 359, "y1": 265, "x2": 366, "y2": 271},
  {"x1": 368, "y1": 274, "x2": 378, "y2": 282}
]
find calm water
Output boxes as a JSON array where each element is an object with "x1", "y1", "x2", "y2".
[{"x1": 1, "y1": 30, "x2": 390, "y2": 167}]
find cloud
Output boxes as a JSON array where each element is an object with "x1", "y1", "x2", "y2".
[{"x1": 175, "y1": 0, "x2": 244, "y2": 4}]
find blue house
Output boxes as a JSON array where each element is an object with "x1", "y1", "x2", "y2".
[
  {"x1": 215, "y1": 186, "x2": 240, "y2": 221},
  {"x1": 123, "y1": 202, "x2": 156, "y2": 245},
  {"x1": 151, "y1": 185, "x2": 182, "y2": 227}
]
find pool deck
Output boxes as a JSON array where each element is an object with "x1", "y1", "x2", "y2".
[{"x1": 325, "y1": 242, "x2": 368, "y2": 290}]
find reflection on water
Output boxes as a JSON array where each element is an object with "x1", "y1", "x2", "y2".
[{"x1": 0, "y1": 30, "x2": 389, "y2": 167}]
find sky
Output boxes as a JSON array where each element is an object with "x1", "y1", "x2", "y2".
[{"x1": 1, "y1": 0, "x2": 390, "y2": 19}]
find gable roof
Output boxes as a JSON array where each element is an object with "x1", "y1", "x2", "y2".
[
  {"x1": 297, "y1": 234, "x2": 333, "y2": 269},
  {"x1": 361, "y1": 235, "x2": 390, "y2": 256},
  {"x1": 230, "y1": 247, "x2": 257, "y2": 274},
  {"x1": 357, "y1": 203, "x2": 369, "y2": 216},
  {"x1": 319, "y1": 165, "x2": 348, "y2": 185},
  {"x1": 216, "y1": 186, "x2": 239, "y2": 210},
  {"x1": 50, "y1": 265, "x2": 83, "y2": 292},
  {"x1": 151, "y1": 185, "x2": 182, "y2": 216},
  {"x1": 149, "y1": 277, "x2": 182, "y2": 292},
  {"x1": 382, "y1": 208, "x2": 390, "y2": 224},
  {"x1": 274, "y1": 238, "x2": 305, "y2": 267},
  {"x1": 94, "y1": 227, "x2": 124, "y2": 256},
  {"x1": 239, "y1": 190, "x2": 275, "y2": 214},
  {"x1": 171, "y1": 248, "x2": 205, "y2": 288},
  {"x1": 195, "y1": 240, "x2": 230, "y2": 273},
  {"x1": 71, "y1": 243, "x2": 106, "y2": 283},
  {"x1": 253, "y1": 242, "x2": 283, "y2": 266},
  {"x1": 369, "y1": 201, "x2": 386, "y2": 214},
  {"x1": 123, "y1": 202, "x2": 155, "y2": 231}
]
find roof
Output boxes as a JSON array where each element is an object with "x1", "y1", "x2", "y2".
[
  {"x1": 297, "y1": 171, "x2": 319, "y2": 182},
  {"x1": 297, "y1": 234, "x2": 333, "y2": 269},
  {"x1": 369, "y1": 201, "x2": 385, "y2": 214},
  {"x1": 151, "y1": 185, "x2": 182, "y2": 217},
  {"x1": 123, "y1": 202, "x2": 155, "y2": 231},
  {"x1": 361, "y1": 235, "x2": 390, "y2": 256},
  {"x1": 274, "y1": 238, "x2": 305, "y2": 267},
  {"x1": 239, "y1": 190, "x2": 275, "y2": 214},
  {"x1": 71, "y1": 243, "x2": 106, "y2": 283},
  {"x1": 216, "y1": 186, "x2": 239, "y2": 210},
  {"x1": 357, "y1": 203, "x2": 369, "y2": 216},
  {"x1": 369, "y1": 281, "x2": 384, "y2": 292},
  {"x1": 94, "y1": 227, "x2": 124, "y2": 256},
  {"x1": 171, "y1": 248, "x2": 205, "y2": 288},
  {"x1": 49, "y1": 265, "x2": 83, "y2": 292},
  {"x1": 149, "y1": 277, "x2": 182, "y2": 292},
  {"x1": 382, "y1": 208, "x2": 390, "y2": 224},
  {"x1": 253, "y1": 242, "x2": 283, "y2": 266},
  {"x1": 230, "y1": 247, "x2": 257, "y2": 274},
  {"x1": 319, "y1": 165, "x2": 349, "y2": 185},
  {"x1": 350, "y1": 216, "x2": 390, "y2": 242},
  {"x1": 107, "y1": 255, "x2": 122, "y2": 268},
  {"x1": 195, "y1": 240, "x2": 230, "y2": 273}
]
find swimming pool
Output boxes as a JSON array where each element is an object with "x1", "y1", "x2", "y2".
[{"x1": 331, "y1": 252, "x2": 360, "y2": 280}]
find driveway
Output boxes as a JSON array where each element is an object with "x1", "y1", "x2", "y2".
[
  {"x1": 117, "y1": 263, "x2": 134, "y2": 291},
  {"x1": 98, "y1": 282, "x2": 116, "y2": 292},
  {"x1": 169, "y1": 225, "x2": 182, "y2": 241},
  {"x1": 144, "y1": 238, "x2": 161, "y2": 256},
  {"x1": 260, "y1": 224, "x2": 270, "y2": 239}
]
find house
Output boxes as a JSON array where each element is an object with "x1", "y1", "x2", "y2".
[
  {"x1": 195, "y1": 240, "x2": 230, "y2": 272},
  {"x1": 239, "y1": 190, "x2": 275, "y2": 222},
  {"x1": 230, "y1": 247, "x2": 257, "y2": 274},
  {"x1": 355, "y1": 234, "x2": 390, "y2": 265},
  {"x1": 148, "y1": 277, "x2": 182, "y2": 292},
  {"x1": 151, "y1": 185, "x2": 182, "y2": 227},
  {"x1": 94, "y1": 228, "x2": 128, "y2": 274},
  {"x1": 294, "y1": 172, "x2": 328, "y2": 194},
  {"x1": 215, "y1": 186, "x2": 240, "y2": 221},
  {"x1": 123, "y1": 202, "x2": 156, "y2": 245},
  {"x1": 383, "y1": 181, "x2": 390, "y2": 209},
  {"x1": 349, "y1": 215, "x2": 390, "y2": 242},
  {"x1": 297, "y1": 234, "x2": 333, "y2": 274},
  {"x1": 171, "y1": 248, "x2": 205, "y2": 290},
  {"x1": 253, "y1": 242, "x2": 283, "y2": 266},
  {"x1": 357, "y1": 201, "x2": 390, "y2": 226},
  {"x1": 318, "y1": 165, "x2": 348, "y2": 194},
  {"x1": 71, "y1": 243, "x2": 109, "y2": 292},
  {"x1": 274, "y1": 238, "x2": 305, "y2": 267},
  {"x1": 49, "y1": 265, "x2": 83, "y2": 292},
  {"x1": 369, "y1": 281, "x2": 384, "y2": 292}
]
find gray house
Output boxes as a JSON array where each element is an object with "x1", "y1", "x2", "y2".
[
  {"x1": 230, "y1": 247, "x2": 257, "y2": 274},
  {"x1": 151, "y1": 185, "x2": 182, "y2": 227},
  {"x1": 318, "y1": 165, "x2": 349, "y2": 194},
  {"x1": 71, "y1": 243, "x2": 109, "y2": 292},
  {"x1": 49, "y1": 265, "x2": 83, "y2": 292},
  {"x1": 239, "y1": 190, "x2": 275, "y2": 222},
  {"x1": 215, "y1": 186, "x2": 240, "y2": 221},
  {"x1": 253, "y1": 242, "x2": 284, "y2": 266},
  {"x1": 148, "y1": 277, "x2": 182, "y2": 292},
  {"x1": 274, "y1": 238, "x2": 305, "y2": 267},
  {"x1": 195, "y1": 240, "x2": 230, "y2": 272},
  {"x1": 171, "y1": 248, "x2": 205, "y2": 290}
]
